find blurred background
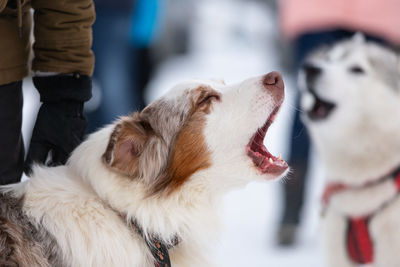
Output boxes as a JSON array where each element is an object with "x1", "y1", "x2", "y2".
[{"x1": 20, "y1": 0, "x2": 400, "y2": 266}]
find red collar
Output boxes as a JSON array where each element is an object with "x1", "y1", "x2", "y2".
[
  {"x1": 322, "y1": 167, "x2": 400, "y2": 206},
  {"x1": 321, "y1": 167, "x2": 400, "y2": 265}
]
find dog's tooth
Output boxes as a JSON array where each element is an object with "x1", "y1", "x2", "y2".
[
  {"x1": 269, "y1": 158, "x2": 273, "y2": 164},
  {"x1": 278, "y1": 154, "x2": 282, "y2": 160},
  {"x1": 301, "y1": 91, "x2": 316, "y2": 111}
]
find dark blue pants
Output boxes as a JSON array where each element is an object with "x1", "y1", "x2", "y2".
[{"x1": 86, "y1": 9, "x2": 147, "y2": 133}]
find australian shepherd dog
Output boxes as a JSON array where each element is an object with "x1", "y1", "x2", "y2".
[{"x1": 0, "y1": 72, "x2": 287, "y2": 267}]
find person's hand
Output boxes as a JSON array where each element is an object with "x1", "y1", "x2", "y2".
[
  {"x1": 24, "y1": 74, "x2": 92, "y2": 176},
  {"x1": 24, "y1": 101, "x2": 87, "y2": 175}
]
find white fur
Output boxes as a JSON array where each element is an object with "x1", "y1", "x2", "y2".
[
  {"x1": 7, "y1": 74, "x2": 286, "y2": 267},
  {"x1": 301, "y1": 35, "x2": 400, "y2": 267}
]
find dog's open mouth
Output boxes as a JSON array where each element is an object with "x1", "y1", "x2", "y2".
[
  {"x1": 246, "y1": 106, "x2": 288, "y2": 176},
  {"x1": 306, "y1": 92, "x2": 336, "y2": 121}
]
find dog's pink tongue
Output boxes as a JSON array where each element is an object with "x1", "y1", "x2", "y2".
[{"x1": 246, "y1": 147, "x2": 288, "y2": 176}]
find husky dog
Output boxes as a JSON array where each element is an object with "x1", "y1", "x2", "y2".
[
  {"x1": 0, "y1": 72, "x2": 287, "y2": 267},
  {"x1": 300, "y1": 33, "x2": 400, "y2": 267}
]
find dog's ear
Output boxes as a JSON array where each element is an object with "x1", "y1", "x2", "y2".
[
  {"x1": 352, "y1": 32, "x2": 366, "y2": 45},
  {"x1": 102, "y1": 113, "x2": 153, "y2": 177}
]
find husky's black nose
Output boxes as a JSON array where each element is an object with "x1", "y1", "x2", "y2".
[{"x1": 303, "y1": 63, "x2": 322, "y2": 85}]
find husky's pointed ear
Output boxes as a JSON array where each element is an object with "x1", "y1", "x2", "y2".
[
  {"x1": 102, "y1": 113, "x2": 153, "y2": 177},
  {"x1": 353, "y1": 32, "x2": 366, "y2": 44}
]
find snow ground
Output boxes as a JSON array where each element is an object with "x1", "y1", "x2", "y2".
[{"x1": 20, "y1": 0, "x2": 325, "y2": 266}]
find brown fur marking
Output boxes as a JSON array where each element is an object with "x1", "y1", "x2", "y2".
[
  {"x1": 103, "y1": 113, "x2": 154, "y2": 177},
  {"x1": 149, "y1": 86, "x2": 219, "y2": 195},
  {"x1": 103, "y1": 85, "x2": 220, "y2": 196},
  {"x1": 191, "y1": 85, "x2": 221, "y2": 114},
  {"x1": 151, "y1": 112, "x2": 212, "y2": 195}
]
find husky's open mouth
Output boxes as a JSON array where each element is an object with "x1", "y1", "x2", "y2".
[
  {"x1": 304, "y1": 91, "x2": 336, "y2": 121},
  {"x1": 246, "y1": 105, "x2": 288, "y2": 176}
]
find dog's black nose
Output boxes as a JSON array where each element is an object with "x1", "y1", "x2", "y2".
[{"x1": 303, "y1": 63, "x2": 322, "y2": 84}]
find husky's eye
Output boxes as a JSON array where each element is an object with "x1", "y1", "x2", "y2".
[{"x1": 349, "y1": 65, "x2": 365, "y2": 74}]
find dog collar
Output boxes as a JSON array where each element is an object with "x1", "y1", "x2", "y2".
[
  {"x1": 130, "y1": 219, "x2": 180, "y2": 267},
  {"x1": 110, "y1": 206, "x2": 180, "y2": 267},
  {"x1": 322, "y1": 166, "x2": 400, "y2": 264},
  {"x1": 322, "y1": 166, "x2": 400, "y2": 205}
]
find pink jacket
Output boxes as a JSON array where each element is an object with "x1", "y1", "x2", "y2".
[{"x1": 279, "y1": 0, "x2": 400, "y2": 45}]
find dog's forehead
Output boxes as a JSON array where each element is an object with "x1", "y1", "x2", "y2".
[
  {"x1": 319, "y1": 40, "x2": 393, "y2": 64},
  {"x1": 163, "y1": 79, "x2": 225, "y2": 101},
  {"x1": 329, "y1": 44, "x2": 352, "y2": 61},
  {"x1": 308, "y1": 40, "x2": 364, "y2": 65},
  {"x1": 311, "y1": 40, "x2": 399, "y2": 86},
  {"x1": 323, "y1": 43, "x2": 359, "y2": 63},
  {"x1": 142, "y1": 79, "x2": 226, "y2": 135}
]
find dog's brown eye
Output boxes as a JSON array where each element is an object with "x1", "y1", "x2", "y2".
[
  {"x1": 198, "y1": 94, "x2": 220, "y2": 106},
  {"x1": 349, "y1": 65, "x2": 365, "y2": 74}
]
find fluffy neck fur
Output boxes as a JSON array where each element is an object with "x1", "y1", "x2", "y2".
[
  {"x1": 11, "y1": 125, "x2": 221, "y2": 267},
  {"x1": 68, "y1": 126, "x2": 220, "y2": 244},
  {"x1": 316, "y1": 127, "x2": 400, "y2": 186}
]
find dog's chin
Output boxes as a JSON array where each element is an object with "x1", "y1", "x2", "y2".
[{"x1": 302, "y1": 90, "x2": 336, "y2": 121}]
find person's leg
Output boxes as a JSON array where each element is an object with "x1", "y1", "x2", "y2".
[
  {"x1": 86, "y1": 9, "x2": 141, "y2": 133},
  {"x1": 278, "y1": 97, "x2": 310, "y2": 245},
  {"x1": 0, "y1": 81, "x2": 24, "y2": 185},
  {"x1": 278, "y1": 29, "x2": 354, "y2": 245},
  {"x1": 131, "y1": 46, "x2": 152, "y2": 111}
]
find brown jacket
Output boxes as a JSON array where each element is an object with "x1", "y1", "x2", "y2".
[{"x1": 0, "y1": 0, "x2": 95, "y2": 85}]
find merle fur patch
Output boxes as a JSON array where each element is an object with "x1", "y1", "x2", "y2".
[{"x1": 0, "y1": 191, "x2": 65, "y2": 267}]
